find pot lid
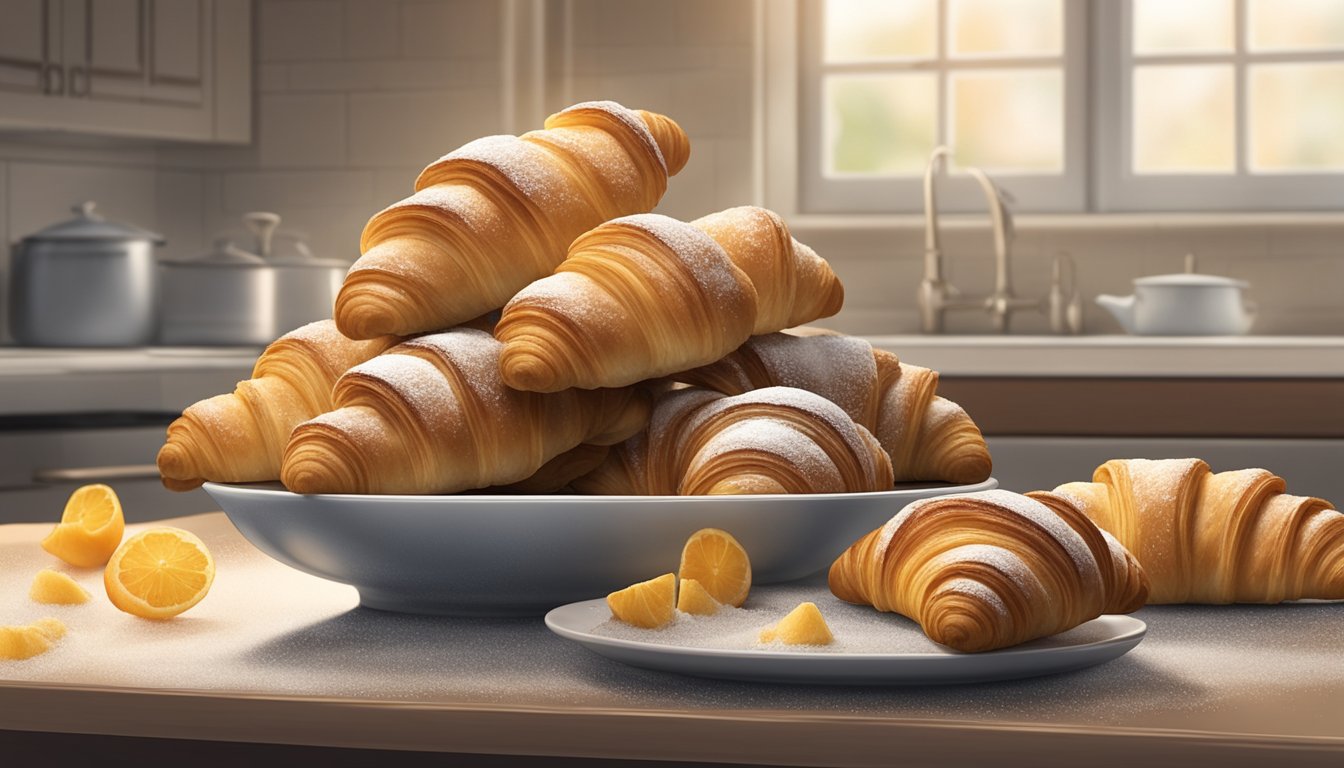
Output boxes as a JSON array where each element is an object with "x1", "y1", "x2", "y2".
[
  {"x1": 162, "y1": 238, "x2": 266, "y2": 267},
  {"x1": 1135, "y1": 273, "x2": 1249, "y2": 289},
  {"x1": 23, "y1": 201, "x2": 165, "y2": 244}
]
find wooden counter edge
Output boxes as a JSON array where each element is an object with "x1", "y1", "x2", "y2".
[{"x1": 2, "y1": 683, "x2": 1341, "y2": 767}]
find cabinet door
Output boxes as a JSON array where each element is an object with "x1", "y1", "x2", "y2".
[
  {"x1": 72, "y1": 0, "x2": 205, "y2": 105},
  {"x1": 0, "y1": 0, "x2": 247, "y2": 142},
  {"x1": 0, "y1": 0, "x2": 55, "y2": 95}
]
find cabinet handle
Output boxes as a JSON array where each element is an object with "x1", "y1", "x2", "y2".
[
  {"x1": 33, "y1": 465, "x2": 161, "y2": 484},
  {"x1": 43, "y1": 64, "x2": 64, "y2": 95},
  {"x1": 68, "y1": 66, "x2": 87, "y2": 97}
]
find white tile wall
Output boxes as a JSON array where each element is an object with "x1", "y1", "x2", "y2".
[{"x1": 0, "y1": 0, "x2": 1340, "y2": 346}]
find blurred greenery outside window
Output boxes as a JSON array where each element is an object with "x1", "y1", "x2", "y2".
[{"x1": 802, "y1": 0, "x2": 1344, "y2": 213}]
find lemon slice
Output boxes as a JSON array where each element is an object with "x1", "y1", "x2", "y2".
[
  {"x1": 104, "y1": 527, "x2": 215, "y2": 620},
  {"x1": 41, "y1": 484, "x2": 125, "y2": 568},
  {"x1": 676, "y1": 578, "x2": 720, "y2": 616},
  {"x1": 0, "y1": 619, "x2": 67, "y2": 661},
  {"x1": 30, "y1": 569, "x2": 91, "y2": 605},
  {"x1": 607, "y1": 573, "x2": 676, "y2": 629},
  {"x1": 759, "y1": 602, "x2": 834, "y2": 645},
  {"x1": 678, "y1": 528, "x2": 751, "y2": 607}
]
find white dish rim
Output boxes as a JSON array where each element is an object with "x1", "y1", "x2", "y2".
[
  {"x1": 203, "y1": 477, "x2": 1000, "y2": 504},
  {"x1": 544, "y1": 599, "x2": 1148, "y2": 663}
]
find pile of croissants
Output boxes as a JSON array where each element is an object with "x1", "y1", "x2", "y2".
[
  {"x1": 154, "y1": 101, "x2": 1343, "y2": 654},
  {"x1": 155, "y1": 100, "x2": 992, "y2": 499}
]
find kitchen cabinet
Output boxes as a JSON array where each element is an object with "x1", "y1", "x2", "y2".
[{"x1": 0, "y1": 0, "x2": 250, "y2": 143}]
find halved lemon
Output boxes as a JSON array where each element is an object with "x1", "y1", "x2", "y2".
[
  {"x1": 607, "y1": 573, "x2": 676, "y2": 629},
  {"x1": 30, "y1": 568, "x2": 91, "y2": 605},
  {"x1": 41, "y1": 484, "x2": 125, "y2": 568},
  {"x1": 759, "y1": 602, "x2": 833, "y2": 646},
  {"x1": 104, "y1": 527, "x2": 215, "y2": 620},
  {"x1": 678, "y1": 528, "x2": 751, "y2": 608}
]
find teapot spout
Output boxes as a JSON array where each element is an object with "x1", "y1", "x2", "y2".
[{"x1": 1095, "y1": 293, "x2": 1138, "y2": 333}]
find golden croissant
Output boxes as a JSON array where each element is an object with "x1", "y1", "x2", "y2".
[
  {"x1": 156, "y1": 320, "x2": 399, "y2": 491},
  {"x1": 829, "y1": 490, "x2": 1149, "y2": 652},
  {"x1": 675, "y1": 332, "x2": 991, "y2": 484},
  {"x1": 572, "y1": 386, "x2": 893, "y2": 496},
  {"x1": 1029, "y1": 458, "x2": 1343, "y2": 604},
  {"x1": 494, "y1": 206, "x2": 845, "y2": 392},
  {"x1": 280, "y1": 328, "x2": 650, "y2": 495},
  {"x1": 336, "y1": 101, "x2": 690, "y2": 339}
]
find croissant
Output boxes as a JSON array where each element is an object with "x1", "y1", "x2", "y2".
[
  {"x1": 156, "y1": 320, "x2": 399, "y2": 491},
  {"x1": 675, "y1": 332, "x2": 991, "y2": 484},
  {"x1": 1029, "y1": 458, "x2": 1343, "y2": 604},
  {"x1": 280, "y1": 329, "x2": 650, "y2": 495},
  {"x1": 829, "y1": 490, "x2": 1149, "y2": 652},
  {"x1": 336, "y1": 101, "x2": 690, "y2": 339},
  {"x1": 494, "y1": 206, "x2": 845, "y2": 392},
  {"x1": 572, "y1": 386, "x2": 893, "y2": 496}
]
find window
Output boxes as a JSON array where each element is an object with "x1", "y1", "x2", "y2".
[
  {"x1": 797, "y1": 0, "x2": 1087, "y2": 213},
  {"x1": 782, "y1": 0, "x2": 1344, "y2": 214},
  {"x1": 1096, "y1": 0, "x2": 1344, "y2": 210}
]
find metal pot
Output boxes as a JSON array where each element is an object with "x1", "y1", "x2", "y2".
[
  {"x1": 159, "y1": 239, "x2": 277, "y2": 346},
  {"x1": 242, "y1": 212, "x2": 346, "y2": 335},
  {"x1": 9, "y1": 201, "x2": 163, "y2": 347}
]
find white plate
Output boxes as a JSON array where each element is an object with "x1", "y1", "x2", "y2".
[
  {"x1": 545, "y1": 593, "x2": 1146, "y2": 685},
  {"x1": 205, "y1": 479, "x2": 996, "y2": 616}
]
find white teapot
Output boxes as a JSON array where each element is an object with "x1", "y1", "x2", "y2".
[{"x1": 1096, "y1": 271, "x2": 1256, "y2": 336}]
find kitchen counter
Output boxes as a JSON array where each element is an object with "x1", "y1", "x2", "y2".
[
  {"x1": 2, "y1": 513, "x2": 1342, "y2": 766},
  {"x1": 864, "y1": 335, "x2": 1344, "y2": 378},
  {"x1": 0, "y1": 347, "x2": 258, "y2": 416}
]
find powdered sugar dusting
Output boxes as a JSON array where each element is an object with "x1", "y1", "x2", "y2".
[
  {"x1": 933, "y1": 544, "x2": 1044, "y2": 600},
  {"x1": 614, "y1": 214, "x2": 747, "y2": 304},
  {"x1": 688, "y1": 419, "x2": 841, "y2": 492},
  {"x1": 507, "y1": 271, "x2": 618, "y2": 326},
  {"x1": 707, "y1": 387, "x2": 872, "y2": 466},
  {"x1": 747, "y1": 334, "x2": 876, "y2": 423},
  {"x1": 404, "y1": 329, "x2": 506, "y2": 411},
  {"x1": 559, "y1": 100, "x2": 666, "y2": 174},
  {"x1": 938, "y1": 577, "x2": 1010, "y2": 618},
  {"x1": 440, "y1": 134, "x2": 582, "y2": 213},
  {"x1": 344, "y1": 355, "x2": 459, "y2": 423}
]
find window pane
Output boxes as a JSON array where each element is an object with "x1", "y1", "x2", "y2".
[
  {"x1": 1133, "y1": 65, "x2": 1235, "y2": 174},
  {"x1": 946, "y1": 69, "x2": 1059, "y2": 172},
  {"x1": 823, "y1": 0, "x2": 936, "y2": 62},
  {"x1": 1248, "y1": 0, "x2": 1344, "y2": 52},
  {"x1": 950, "y1": 70, "x2": 1063, "y2": 172},
  {"x1": 824, "y1": 74, "x2": 937, "y2": 176},
  {"x1": 949, "y1": 0, "x2": 1062, "y2": 57},
  {"x1": 1132, "y1": 0, "x2": 1233, "y2": 55},
  {"x1": 1250, "y1": 63, "x2": 1344, "y2": 171}
]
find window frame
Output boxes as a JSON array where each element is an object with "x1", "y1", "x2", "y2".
[
  {"x1": 1095, "y1": 0, "x2": 1344, "y2": 212},
  {"x1": 769, "y1": 0, "x2": 1344, "y2": 217},
  {"x1": 793, "y1": 0, "x2": 1088, "y2": 215}
]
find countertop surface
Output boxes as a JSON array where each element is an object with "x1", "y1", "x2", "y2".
[
  {"x1": 867, "y1": 335, "x2": 1344, "y2": 377},
  {"x1": 2, "y1": 513, "x2": 1342, "y2": 766}
]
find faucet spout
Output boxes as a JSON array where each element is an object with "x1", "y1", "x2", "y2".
[{"x1": 923, "y1": 145, "x2": 952, "y2": 282}]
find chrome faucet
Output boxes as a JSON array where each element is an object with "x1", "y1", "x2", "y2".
[{"x1": 917, "y1": 146, "x2": 1073, "y2": 333}]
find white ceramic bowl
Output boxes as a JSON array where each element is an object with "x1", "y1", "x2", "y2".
[{"x1": 205, "y1": 480, "x2": 998, "y2": 616}]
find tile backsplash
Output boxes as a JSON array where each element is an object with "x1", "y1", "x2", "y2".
[{"x1": 1, "y1": 0, "x2": 1341, "y2": 343}]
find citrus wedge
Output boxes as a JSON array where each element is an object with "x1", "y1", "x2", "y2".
[
  {"x1": 607, "y1": 573, "x2": 676, "y2": 629},
  {"x1": 41, "y1": 484, "x2": 125, "y2": 568},
  {"x1": 0, "y1": 618, "x2": 66, "y2": 661},
  {"x1": 678, "y1": 528, "x2": 751, "y2": 607},
  {"x1": 759, "y1": 602, "x2": 834, "y2": 645},
  {"x1": 676, "y1": 578, "x2": 720, "y2": 616},
  {"x1": 30, "y1": 568, "x2": 91, "y2": 605},
  {"x1": 104, "y1": 527, "x2": 215, "y2": 620}
]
